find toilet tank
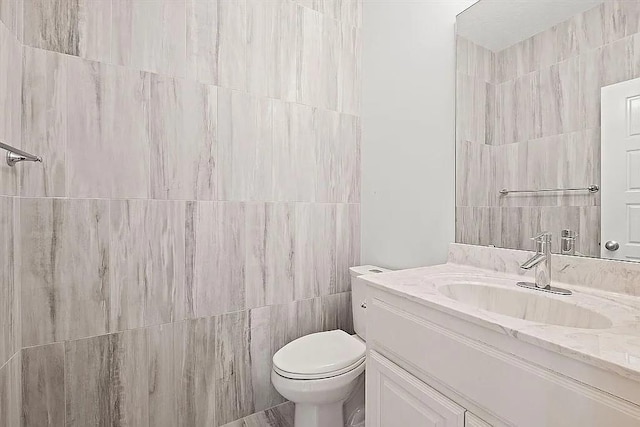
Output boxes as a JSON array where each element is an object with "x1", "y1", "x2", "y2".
[{"x1": 349, "y1": 265, "x2": 392, "y2": 341}]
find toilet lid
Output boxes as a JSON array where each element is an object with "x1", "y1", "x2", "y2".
[{"x1": 273, "y1": 330, "x2": 366, "y2": 378}]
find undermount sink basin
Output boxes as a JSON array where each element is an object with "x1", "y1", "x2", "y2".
[{"x1": 438, "y1": 283, "x2": 613, "y2": 330}]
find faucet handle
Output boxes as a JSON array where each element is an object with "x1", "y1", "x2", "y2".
[{"x1": 531, "y1": 231, "x2": 552, "y2": 242}]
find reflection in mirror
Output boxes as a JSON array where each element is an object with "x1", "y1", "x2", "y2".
[{"x1": 455, "y1": 0, "x2": 640, "y2": 261}]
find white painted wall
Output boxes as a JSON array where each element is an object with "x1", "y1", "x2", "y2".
[{"x1": 361, "y1": 0, "x2": 474, "y2": 269}]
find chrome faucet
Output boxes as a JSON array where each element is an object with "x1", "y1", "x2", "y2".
[{"x1": 517, "y1": 232, "x2": 572, "y2": 295}]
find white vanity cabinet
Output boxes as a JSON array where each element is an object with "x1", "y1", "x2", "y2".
[
  {"x1": 365, "y1": 286, "x2": 640, "y2": 427},
  {"x1": 367, "y1": 350, "x2": 466, "y2": 427}
]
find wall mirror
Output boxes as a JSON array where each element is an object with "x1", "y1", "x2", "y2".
[{"x1": 455, "y1": 0, "x2": 640, "y2": 261}]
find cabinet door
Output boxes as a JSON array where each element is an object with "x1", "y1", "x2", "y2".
[
  {"x1": 465, "y1": 412, "x2": 492, "y2": 427},
  {"x1": 367, "y1": 351, "x2": 465, "y2": 427}
]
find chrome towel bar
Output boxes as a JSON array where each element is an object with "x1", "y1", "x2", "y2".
[
  {"x1": 0, "y1": 141, "x2": 42, "y2": 167},
  {"x1": 499, "y1": 185, "x2": 599, "y2": 195}
]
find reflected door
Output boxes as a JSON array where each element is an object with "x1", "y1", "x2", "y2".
[{"x1": 601, "y1": 79, "x2": 640, "y2": 261}]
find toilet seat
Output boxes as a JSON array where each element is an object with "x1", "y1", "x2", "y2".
[
  {"x1": 273, "y1": 330, "x2": 366, "y2": 380},
  {"x1": 274, "y1": 355, "x2": 365, "y2": 380}
]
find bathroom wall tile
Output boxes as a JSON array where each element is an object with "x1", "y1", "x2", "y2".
[
  {"x1": 175, "y1": 317, "x2": 217, "y2": 427},
  {"x1": 65, "y1": 329, "x2": 149, "y2": 427},
  {"x1": 20, "y1": 198, "x2": 110, "y2": 346},
  {"x1": 248, "y1": 307, "x2": 281, "y2": 413},
  {"x1": 269, "y1": 297, "x2": 322, "y2": 356},
  {"x1": 245, "y1": 202, "x2": 296, "y2": 309},
  {"x1": 148, "y1": 323, "x2": 178, "y2": 427},
  {"x1": 296, "y1": 6, "x2": 324, "y2": 107},
  {"x1": 321, "y1": 291, "x2": 353, "y2": 333},
  {"x1": 336, "y1": 203, "x2": 360, "y2": 293},
  {"x1": 531, "y1": 26, "x2": 558, "y2": 70},
  {"x1": 338, "y1": 25, "x2": 362, "y2": 115},
  {"x1": 0, "y1": 0, "x2": 22, "y2": 40},
  {"x1": 246, "y1": 0, "x2": 297, "y2": 102},
  {"x1": 110, "y1": 200, "x2": 186, "y2": 331},
  {"x1": 185, "y1": 201, "x2": 246, "y2": 319},
  {"x1": 0, "y1": 22, "x2": 21, "y2": 196},
  {"x1": 111, "y1": 0, "x2": 186, "y2": 77},
  {"x1": 294, "y1": 203, "x2": 337, "y2": 299},
  {"x1": 0, "y1": 352, "x2": 21, "y2": 427},
  {"x1": 218, "y1": 89, "x2": 273, "y2": 201},
  {"x1": 66, "y1": 57, "x2": 150, "y2": 199},
  {"x1": 186, "y1": 0, "x2": 247, "y2": 90},
  {"x1": 456, "y1": 73, "x2": 490, "y2": 145},
  {"x1": 537, "y1": 57, "x2": 580, "y2": 138},
  {"x1": 456, "y1": 140, "x2": 493, "y2": 207},
  {"x1": 214, "y1": 310, "x2": 254, "y2": 425},
  {"x1": 23, "y1": 0, "x2": 111, "y2": 61},
  {"x1": 272, "y1": 101, "x2": 316, "y2": 202},
  {"x1": 0, "y1": 197, "x2": 17, "y2": 367},
  {"x1": 149, "y1": 75, "x2": 217, "y2": 201},
  {"x1": 314, "y1": 108, "x2": 340, "y2": 202},
  {"x1": 21, "y1": 343, "x2": 65, "y2": 427},
  {"x1": 322, "y1": 17, "x2": 340, "y2": 111},
  {"x1": 335, "y1": 113, "x2": 361, "y2": 203},
  {"x1": 499, "y1": 207, "x2": 542, "y2": 251},
  {"x1": 21, "y1": 47, "x2": 67, "y2": 197},
  {"x1": 455, "y1": 207, "x2": 501, "y2": 247}
]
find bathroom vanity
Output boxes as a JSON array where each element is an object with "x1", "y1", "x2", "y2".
[{"x1": 362, "y1": 244, "x2": 640, "y2": 427}]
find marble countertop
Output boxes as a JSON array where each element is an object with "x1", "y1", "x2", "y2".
[{"x1": 362, "y1": 262, "x2": 640, "y2": 383}]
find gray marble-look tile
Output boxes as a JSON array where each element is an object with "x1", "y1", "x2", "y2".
[
  {"x1": 456, "y1": 73, "x2": 490, "y2": 145},
  {"x1": 185, "y1": 201, "x2": 246, "y2": 319},
  {"x1": 21, "y1": 46, "x2": 67, "y2": 197},
  {"x1": 111, "y1": 0, "x2": 186, "y2": 77},
  {"x1": 65, "y1": 329, "x2": 149, "y2": 427},
  {"x1": 218, "y1": 89, "x2": 273, "y2": 201},
  {"x1": 245, "y1": 202, "x2": 295, "y2": 309},
  {"x1": 175, "y1": 317, "x2": 216, "y2": 427},
  {"x1": 148, "y1": 323, "x2": 178, "y2": 427},
  {"x1": 536, "y1": 57, "x2": 580, "y2": 138},
  {"x1": 455, "y1": 206, "x2": 501, "y2": 248},
  {"x1": 336, "y1": 203, "x2": 360, "y2": 293},
  {"x1": 149, "y1": 72, "x2": 217, "y2": 201},
  {"x1": 20, "y1": 198, "x2": 110, "y2": 347},
  {"x1": 321, "y1": 291, "x2": 353, "y2": 334},
  {"x1": 248, "y1": 306, "x2": 280, "y2": 413},
  {"x1": 456, "y1": 140, "x2": 494, "y2": 207},
  {"x1": 294, "y1": 203, "x2": 336, "y2": 299},
  {"x1": 0, "y1": 352, "x2": 21, "y2": 427},
  {"x1": 296, "y1": 5, "x2": 324, "y2": 107},
  {"x1": 246, "y1": 0, "x2": 297, "y2": 102},
  {"x1": 269, "y1": 297, "x2": 322, "y2": 357},
  {"x1": 0, "y1": 21, "x2": 21, "y2": 196},
  {"x1": 338, "y1": 24, "x2": 361, "y2": 115},
  {"x1": 221, "y1": 401, "x2": 294, "y2": 427},
  {"x1": 66, "y1": 56, "x2": 150, "y2": 199},
  {"x1": 334, "y1": 112, "x2": 360, "y2": 203},
  {"x1": 0, "y1": 196, "x2": 17, "y2": 367},
  {"x1": 499, "y1": 206, "x2": 543, "y2": 251},
  {"x1": 23, "y1": 0, "x2": 111, "y2": 61},
  {"x1": 110, "y1": 200, "x2": 186, "y2": 331},
  {"x1": 214, "y1": 310, "x2": 254, "y2": 425},
  {"x1": 186, "y1": 0, "x2": 247, "y2": 90},
  {"x1": 21, "y1": 343, "x2": 65, "y2": 427},
  {"x1": 0, "y1": 0, "x2": 22, "y2": 40},
  {"x1": 271, "y1": 100, "x2": 316, "y2": 202}
]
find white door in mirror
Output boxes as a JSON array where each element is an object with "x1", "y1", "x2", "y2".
[{"x1": 601, "y1": 79, "x2": 640, "y2": 261}]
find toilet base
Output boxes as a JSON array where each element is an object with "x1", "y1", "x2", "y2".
[{"x1": 295, "y1": 401, "x2": 344, "y2": 427}]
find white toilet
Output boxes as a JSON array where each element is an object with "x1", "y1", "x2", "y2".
[{"x1": 271, "y1": 265, "x2": 390, "y2": 427}]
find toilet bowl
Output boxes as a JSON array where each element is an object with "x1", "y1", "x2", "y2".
[{"x1": 271, "y1": 266, "x2": 391, "y2": 427}]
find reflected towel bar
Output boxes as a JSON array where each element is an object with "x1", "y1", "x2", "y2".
[
  {"x1": 0, "y1": 141, "x2": 42, "y2": 167},
  {"x1": 499, "y1": 185, "x2": 599, "y2": 195}
]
